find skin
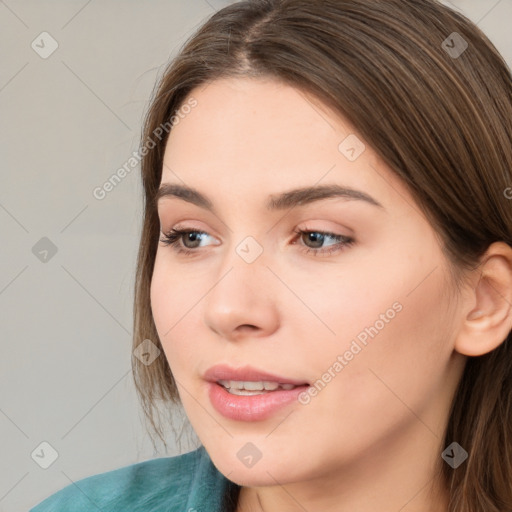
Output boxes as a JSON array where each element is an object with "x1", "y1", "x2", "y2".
[{"x1": 150, "y1": 77, "x2": 512, "y2": 512}]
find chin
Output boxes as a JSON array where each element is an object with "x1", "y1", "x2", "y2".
[
  {"x1": 218, "y1": 463, "x2": 295, "y2": 488},
  {"x1": 206, "y1": 445, "x2": 304, "y2": 487}
]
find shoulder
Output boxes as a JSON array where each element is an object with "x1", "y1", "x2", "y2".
[{"x1": 29, "y1": 445, "x2": 234, "y2": 512}]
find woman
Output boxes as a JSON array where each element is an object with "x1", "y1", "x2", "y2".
[{"x1": 31, "y1": 0, "x2": 512, "y2": 510}]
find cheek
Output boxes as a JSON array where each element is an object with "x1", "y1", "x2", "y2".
[
  {"x1": 150, "y1": 254, "x2": 209, "y2": 378},
  {"x1": 150, "y1": 257, "x2": 185, "y2": 364},
  {"x1": 306, "y1": 244, "x2": 455, "y2": 427},
  {"x1": 150, "y1": 255, "x2": 171, "y2": 339},
  {"x1": 299, "y1": 227, "x2": 452, "y2": 378},
  {"x1": 282, "y1": 265, "x2": 454, "y2": 471}
]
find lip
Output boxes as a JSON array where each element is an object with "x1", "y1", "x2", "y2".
[
  {"x1": 203, "y1": 364, "x2": 309, "y2": 386},
  {"x1": 204, "y1": 364, "x2": 310, "y2": 422}
]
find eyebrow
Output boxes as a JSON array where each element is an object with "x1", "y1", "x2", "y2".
[{"x1": 155, "y1": 183, "x2": 384, "y2": 212}]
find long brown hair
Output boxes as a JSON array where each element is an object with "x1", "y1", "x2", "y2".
[{"x1": 131, "y1": 1, "x2": 512, "y2": 509}]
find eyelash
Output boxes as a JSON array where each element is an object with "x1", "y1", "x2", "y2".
[{"x1": 159, "y1": 227, "x2": 355, "y2": 257}]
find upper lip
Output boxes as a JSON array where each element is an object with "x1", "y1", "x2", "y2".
[{"x1": 204, "y1": 364, "x2": 309, "y2": 386}]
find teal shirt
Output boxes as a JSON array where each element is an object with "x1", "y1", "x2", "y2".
[{"x1": 30, "y1": 446, "x2": 238, "y2": 511}]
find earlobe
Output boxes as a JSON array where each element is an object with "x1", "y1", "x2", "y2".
[{"x1": 454, "y1": 242, "x2": 512, "y2": 357}]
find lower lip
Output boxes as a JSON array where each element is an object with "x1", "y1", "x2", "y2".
[{"x1": 207, "y1": 382, "x2": 309, "y2": 421}]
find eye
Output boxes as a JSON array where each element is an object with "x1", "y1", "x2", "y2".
[
  {"x1": 159, "y1": 227, "x2": 355, "y2": 257},
  {"x1": 159, "y1": 227, "x2": 217, "y2": 255},
  {"x1": 292, "y1": 228, "x2": 355, "y2": 257}
]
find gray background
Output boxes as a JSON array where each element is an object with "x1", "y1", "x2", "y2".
[{"x1": 0, "y1": 1, "x2": 510, "y2": 510}]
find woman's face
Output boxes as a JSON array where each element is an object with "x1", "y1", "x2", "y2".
[{"x1": 151, "y1": 77, "x2": 466, "y2": 489}]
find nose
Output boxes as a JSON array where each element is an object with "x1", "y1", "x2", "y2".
[{"x1": 203, "y1": 245, "x2": 280, "y2": 342}]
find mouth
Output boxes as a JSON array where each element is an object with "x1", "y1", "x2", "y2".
[
  {"x1": 216, "y1": 379, "x2": 303, "y2": 395},
  {"x1": 204, "y1": 364, "x2": 310, "y2": 421}
]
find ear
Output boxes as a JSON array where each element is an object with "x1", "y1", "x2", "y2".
[{"x1": 455, "y1": 241, "x2": 512, "y2": 357}]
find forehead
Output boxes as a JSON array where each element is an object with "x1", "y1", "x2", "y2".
[
  {"x1": 165, "y1": 76, "x2": 342, "y2": 157},
  {"x1": 160, "y1": 77, "x2": 411, "y2": 214}
]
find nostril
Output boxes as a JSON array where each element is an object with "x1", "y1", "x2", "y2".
[{"x1": 237, "y1": 324, "x2": 258, "y2": 332}]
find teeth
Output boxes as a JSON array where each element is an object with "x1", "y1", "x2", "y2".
[
  {"x1": 217, "y1": 380, "x2": 296, "y2": 392},
  {"x1": 237, "y1": 381, "x2": 264, "y2": 391},
  {"x1": 227, "y1": 388, "x2": 268, "y2": 396}
]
